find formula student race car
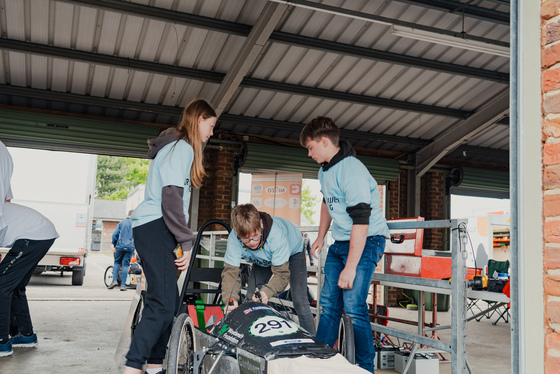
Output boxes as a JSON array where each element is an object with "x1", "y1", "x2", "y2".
[
  {"x1": 167, "y1": 300, "x2": 368, "y2": 374},
  {"x1": 163, "y1": 219, "x2": 368, "y2": 374}
]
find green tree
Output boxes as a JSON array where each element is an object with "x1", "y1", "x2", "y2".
[
  {"x1": 96, "y1": 156, "x2": 149, "y2": 200},
  {"x1": 301, "y1": 180, "x2": 320, "y2": 224}
]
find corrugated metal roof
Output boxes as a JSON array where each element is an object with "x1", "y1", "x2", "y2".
[{"x1": 0, "y1": 0, "x2": 510, "y2": 176}]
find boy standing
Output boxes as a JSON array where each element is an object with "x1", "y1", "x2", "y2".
[
  {"x1": 300, "y1": 116, "x2": 389, "y2": 372},
  {"x1": 221, "y1": 203, "x2": 316, "y2": 335}
]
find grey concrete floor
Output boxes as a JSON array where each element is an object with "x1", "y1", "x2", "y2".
[
  {"x1": 0, "y1": 251, "x2": 129, "y2": 374},
  {"x1": 0, "y1": 252, "x2": 511, "y2": 374}
]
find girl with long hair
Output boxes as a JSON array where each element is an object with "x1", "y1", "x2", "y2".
[{"x1": 123, "y1": 99, "x2": 216, "y2": 374}]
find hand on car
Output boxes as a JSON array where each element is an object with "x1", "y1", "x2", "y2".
[
  {"x1": 252, "y1": 291, "x2": 269, "y2": 304},
  {"x1": 224, "y1": 299, "x2": 238, "y2": 314}
]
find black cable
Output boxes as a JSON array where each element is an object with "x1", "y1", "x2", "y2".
[
  {"x1": 249, "y1": 263, "x2": 292, "y2": 321},
  {"x1": 225, "y1": 266, "x2": 244, "y2": 308},
  {"x1": 259, "y1": 283, "x2": 292, "y2": 321}
]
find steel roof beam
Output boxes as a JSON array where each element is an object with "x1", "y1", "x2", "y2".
[
  {"x1": 271, "y1": 33, "x2": 508, "y2": 83},
  {"x1": 454, "y1": 144, "x2": 509, "y2": 159},
  {"x1": 0, "y1": 39, "x2": 222, "y2": 83},
  {"x1": 211, "y1": 2, "x2": 289, "y2": 117},
  {"x1": 0, "y1": 38, "x2": 471, "y2": 118},
  {"x1": 58, "y1": 0, "x2": 508, "y2": 83},
  {"x1": 415, "y1": 89, "x2": 510, "y2": 176},
  {"x1": 0, "y1": 84, "x2": 182, "y2": 116},
  {"x1": 0, "y1": 85, "x2": 427, "y2": 147},
  {"x1": 241, "y1": 77, "x2": 469, "y2": 117},
  {"x1": 270, "y1": 0, "x2": 509, "y2": 35},
  {"x1": 218, "y1": 114, "x2": 429, "y2": 147},
  {"x1": 393, "y1": 0, "x2": 510, "y2": 25}
]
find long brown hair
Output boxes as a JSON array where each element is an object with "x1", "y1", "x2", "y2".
[{"x1": 177, "y1": 99, "x2": 216, "y2": 188}]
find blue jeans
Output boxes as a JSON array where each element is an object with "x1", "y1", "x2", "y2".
[
  {"x1": 113, "y1": 248, "x2": 134, "y2": 284},
  {"x1": 316, "y1": 236, "x2": 385, "y2": 373}
]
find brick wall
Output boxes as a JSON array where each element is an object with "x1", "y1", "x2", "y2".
[
  {"x1": 198, "y1": 146, "x2": 235, "y2": 229},
  {"x1": 386, "y1": 170, "x2": 408, "y2": 306},
  {"x1": 420, "y1": 171, "x2": 445, "y2": 251},
  {"x1": 542, "y1": 2, "x2": 560, "y2": 371},
  {"x1": 102, "y1": 221, "x2": 119, "y2": 253},
  {"x1": 388, "y1": 170, "x2": 408, "y2": 219}
]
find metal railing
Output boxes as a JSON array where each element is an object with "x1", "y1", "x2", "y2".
[{"x1": 198, "y1": 219, "x2": 471, "y2": 373}]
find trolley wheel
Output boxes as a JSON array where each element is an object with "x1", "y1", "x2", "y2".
[
  {"x1": 104, "y1": 266, "x2": 114, "y2": 287},
  {"x1": 338, "y1": 314, "x2": 355, "y2": 365},
  {"x1": 130, "y1": 290, "x2": 145, "y2": 339},
  {"x1": 167, "y1": 313, "x2": 194, "y2": 374}
]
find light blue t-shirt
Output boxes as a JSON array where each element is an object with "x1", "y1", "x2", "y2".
[
  {"x1": 319, "y1": 156, "x2": 390, "y2": 241},
  {"x1": 131, "y1": 140, "x2": 193, "y2": 228},
  {"x1": 224, "y1": 216, "x2": 303, "y2": 268}
]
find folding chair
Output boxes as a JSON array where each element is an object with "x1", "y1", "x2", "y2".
[
  {"x1": 492, "y1": 279, "x2": 511, "y2": 325},
  {"x1": 488, "y1": 259, "x2": 509, "y2": 279},
  {"x1": 470, "y1": 259, "x2": 509, "y2": 322}
]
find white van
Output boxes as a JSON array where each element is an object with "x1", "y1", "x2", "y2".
[{"x1": 0, "y1": 148, "x2": 96, "y2": 286}]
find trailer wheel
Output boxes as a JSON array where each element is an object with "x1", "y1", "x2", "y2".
[
  {"x1": 167, "y1": 313, "x2": 194, "y2": 374},
  {"x1": 72, "y1": 269, "x2": 84, "y2": 286},
  {"x1": 338, "y1": 314, "x2": 355, "y2": 364}
]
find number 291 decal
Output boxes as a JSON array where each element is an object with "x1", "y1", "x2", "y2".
[{"x1": 249, "y1": 316, "x2": 299, "y2": 337}]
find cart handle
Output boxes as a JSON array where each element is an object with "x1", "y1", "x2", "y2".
[{"x1": 177, "y1": 219, "x2": 231, "y2": 316}]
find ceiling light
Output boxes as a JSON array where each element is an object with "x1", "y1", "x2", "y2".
[{"x1": 391, "y1": 25, "x2": 510, "y2": 58}]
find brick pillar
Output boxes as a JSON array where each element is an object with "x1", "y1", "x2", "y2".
[
  {"x1": 420, "y1": 171, "x2": 445, "y2": 251},
  {"x1": 385, "y1": 171, "x2": 409, "y2": 307},
  {"x1": 542, "y1": 2, "x2": 560, "y2": 371},
  {"x1": 198, "y1": 147, "x2": 234, "y2": 229},
  {"x1": 388, "y1": 170, "x2": 408, "y2": 219}
]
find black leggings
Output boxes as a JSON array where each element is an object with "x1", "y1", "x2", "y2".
[
  {"x1": 0, "y1": 238, "x2": 54, "y2": 340},
  {"x1": 126, "y1": 218, "x2": 179, "y2": 370}
]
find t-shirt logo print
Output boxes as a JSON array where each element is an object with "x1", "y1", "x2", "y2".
[
  {"x1": 185, "y1": 177, "x2": 192, "y2": 192},
  {"x1": 326, "y1": 196, "x2": 340, "y2": 211}
]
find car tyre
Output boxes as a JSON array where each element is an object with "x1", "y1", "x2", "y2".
[{"x1": 72, "y1": 268, "x2": 84, "y2": 286}]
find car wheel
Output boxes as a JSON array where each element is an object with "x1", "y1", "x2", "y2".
[{"x1": 72, "y1": 268, "x2": 84, "y2": 286}]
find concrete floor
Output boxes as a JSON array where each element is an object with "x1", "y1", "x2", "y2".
[
  {"x1": 0, "y1": 252, "x2": 511, "y2": 373},
  {"x1": 375, "y1": 307, "x2": 511, "y2": 374},
  {"x1": 0, "y1": 251, "x2": 128, "y2": 373}
]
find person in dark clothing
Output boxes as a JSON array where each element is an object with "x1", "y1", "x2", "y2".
[
  {"x1": 0, "y1": 141, "x2": 59, "y2": 357},
  {"x1": 108, "y1": 210, "x2": 136, "y2": 291},
  {"x1": 122, "y1": 99, "x2": 216, "y2": 374}
]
